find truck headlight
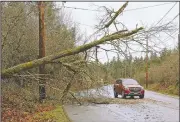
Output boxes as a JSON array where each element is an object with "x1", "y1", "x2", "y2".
[{"x1": 124, "y1": 86, "x2": 129, "y2": 90}]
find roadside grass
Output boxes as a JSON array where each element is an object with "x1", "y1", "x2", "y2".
[
  {"x1": 2, "y1": 101, "x2": 70, "y2": 122},
  {"x1": 33, "y1": 105, "x2": 70, "y2": 122},
  {"x1": 2, "y1": 81, "x2": 70, "y2": 122},
  {"x1": 145, "y1": 83, "x2": 179, "y2": 97}
]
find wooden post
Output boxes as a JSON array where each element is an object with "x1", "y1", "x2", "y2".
[
  {"x1": 95, "y1": 46, "x2": 98, "y2": 63},
  {"x1": 38, "y1": 1, "x2": 46, "y2": 102},
  {"x1": 178, "y1": 33, "x2": 180, "y2": 86},
  {"x1": 178, "y1": 2, "x2": 180, "y2": 88}
]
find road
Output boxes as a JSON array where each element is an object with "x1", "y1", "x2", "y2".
[{"x1": 64, "y1": 85, "x2": 179, "y2": 122}]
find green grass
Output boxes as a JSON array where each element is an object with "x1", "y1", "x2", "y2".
[
  {"x1": 146, "y1": 83, "x2": 179, "y2": 97},
  {"x1": 33, "y1": 106, "x2": 71, "y2": 122}
]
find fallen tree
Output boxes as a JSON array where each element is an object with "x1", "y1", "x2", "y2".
[
  {"x1": 2, "y1": 2, "x2": 144, "y2": 79},
  {"x1": 2, "y1": 27, "x2": 143, "y2": 78}
]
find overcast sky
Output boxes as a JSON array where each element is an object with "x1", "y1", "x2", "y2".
[{"x1": 56, "y1": 2, "x2": 179, "y2": 63}]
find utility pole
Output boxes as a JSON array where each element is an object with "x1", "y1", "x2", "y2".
[
  {"x1": 178, "y1": 2, "x2": 180, "y2": 88},
  {"x1": 95, "y1": 46, "x2": 100, "y2": 63},
  {"x1": 178, "y1": 33, "x2": 180, "y2": 85},
  {"x1": 130, "y1": 61, "x2": 132, "y2": 77},
  {"x1": 38, "y1": 1, "x2": 46, "y2": 102},
  {"x1": 62, "y1": 1, "x2": 66, "y2": 7},
  {"x1": 125, "y1": 49, "x2": 127, "y2": 78},
  {"x1": 95, "y1": 45, "x2": 100, "y2": 82},
  {"x1": 145, "y1": 35, "x2": 149, "y2": 88},
  {"x1": 129, "y1": 53, "x2": 132, "y2": 77}
]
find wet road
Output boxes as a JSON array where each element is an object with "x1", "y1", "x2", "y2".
[{"x1": 64, "y1": 85, "x2": 179, "y2": 122}]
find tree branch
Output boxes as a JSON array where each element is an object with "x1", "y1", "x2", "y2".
[{"x1": 104, "y1": 2, "x2": 128, "y2": 28}]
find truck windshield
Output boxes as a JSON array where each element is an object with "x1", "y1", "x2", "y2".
[{"x1": 122, "y1": 79, "x2": 139, "y2": 85}]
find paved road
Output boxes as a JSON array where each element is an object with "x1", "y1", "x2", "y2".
[{"x1": 64, "y1": 85, "x2": 179, "y2": 122}]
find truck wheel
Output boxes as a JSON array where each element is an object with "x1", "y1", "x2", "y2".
[
  {"x1": 114, "y1": 89, "x2": 118, "y2": 98},
  {"x1": 139, "y1": 94, "x2": 144, "y2": 99},
  {"x1": 121, "y1": 91, "x2": 126, "y2": 99}
]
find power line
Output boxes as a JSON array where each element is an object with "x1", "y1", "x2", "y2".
[
  {"x1": 148, "y1": 13, "x2": 179, "y2": 37},
  {"x1": 63, "y1": 3, "x2": 179, "y2": 41},
  {"x1": 164, "y1": 13, "x2": 179, "y2": 27},
  {"x1": 63, "y1": 6, "x2": 100, "y2": 12},
  {"x1": 64, "y1": 19, "x2": 94, "y2": 28},
  {"x1": 164, "y1": 28, "x2": 178, "y2": 39},
  {"x1": 124, "y1": 2, "x2": 174, "y2": 12},
  {"x1": 62, "y1": 2, "x2": 173, "y2": 13},
  {"x1": 74, "y1": 21, "x2": 94, "y2": 27},
  {"x1": 159, "y1": 12, "x2": 179, "y2": 41},
  {"x1": 153, "y1": 2, "x2": 177, "y2": 27},
  {"x1": 163, "y1": 29, "x2": 179, "y2": 42},
  {"x1": 150, "y1": 28, "x2": 179, "y2": 51},
  {"x1": 61, "y1": 3, "x2": 178, "y2": 28}
]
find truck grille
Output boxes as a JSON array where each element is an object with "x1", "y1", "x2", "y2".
[{"x1": 129, "y1": 87, "x2": 141, "y2": 92}]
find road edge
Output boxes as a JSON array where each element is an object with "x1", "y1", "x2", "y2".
[
  {"x1": 145, "y1": 89, "x2": 179, "y2": 99},
  {"x1": 62, "y1": 105, "x2": 73, "y2": 122}
]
